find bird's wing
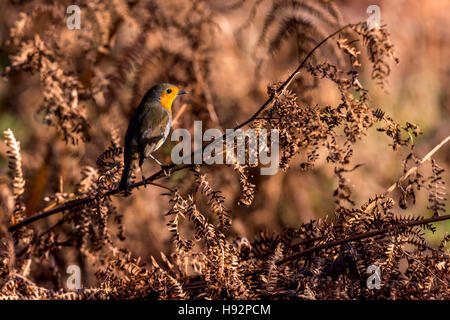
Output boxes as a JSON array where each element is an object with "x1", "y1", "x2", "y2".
[{"x1": 138, "y1": 105, "x2": 171, "y2": 155}]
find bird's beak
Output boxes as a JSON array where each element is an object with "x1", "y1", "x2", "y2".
[{"x1": 177, "y1": 90, "x2": 188, "y2": 96}]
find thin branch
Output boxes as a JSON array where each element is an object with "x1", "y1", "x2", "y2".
[
  {"x1": 172, "y1": 103, "x2": 188, "y2": 128},
  {"x1": 8, "y1": 175, "x2": 180, "y2": 232},
  {"x1": 364, "y1": 135, "x2": 450, "y2": 214},
  {"x1": 276, "y1": 214, "x2": 450, "y2": 266}
]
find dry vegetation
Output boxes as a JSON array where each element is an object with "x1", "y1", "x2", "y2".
[{"x1": 0, "y1": 0, "x2": 449, "y2": 299}]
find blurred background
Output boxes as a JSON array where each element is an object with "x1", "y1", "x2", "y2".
[{"x1": 0, "y1": 0, "x2": 448, "y2": 288}]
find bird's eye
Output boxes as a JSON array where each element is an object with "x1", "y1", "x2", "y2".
[{"x1": 166, "y1": 89, "x2": 172, "y2": 94}]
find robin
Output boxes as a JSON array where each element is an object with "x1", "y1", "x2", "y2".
[{"x1": 119, "y1": 83, "x2": 187, "y2": 191}]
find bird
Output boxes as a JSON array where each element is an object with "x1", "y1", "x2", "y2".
[{"x1": 119, "y1": 83, "x2": 187, "y2": 191}]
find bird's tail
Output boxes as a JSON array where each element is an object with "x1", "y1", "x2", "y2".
[{"x1": 119, "y1": 160, "x2": 132, "y2": 191}]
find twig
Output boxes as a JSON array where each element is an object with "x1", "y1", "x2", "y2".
[
  {"x1": 8, "y1": 178, "x2": 180, "y2": 232},
  {"x1": 276, "y1": 214, "x2": 450, "y2": 266},
  {"x1": 364, "y1": 135, "x2": 450, "y2": 214},
  {"x1": 172, "y1": 103, "x2": 188, "y2": 128}
]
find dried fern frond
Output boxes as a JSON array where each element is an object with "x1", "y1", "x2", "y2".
[
  {"x1": 262, "y1": 242, "x2": 284, "y2": 294},
  {"x1": 351, "y1": 22, "x2": 399, "y2": 91},
  {"x1": 255, "y1": 0, "x2": 343, "y2": 74},
  {"x1": 192, "y1": 166, "x2": 231, "y2": 229},
  {"x1": 3, "y1": 129, "x2": 26, "y2": 227},
  {"x1": 426, "y1": 160, "x2": 447, "y2": 217},
  {"x1": 233, "y1": 164, "x2": 256, "y2": 207}
]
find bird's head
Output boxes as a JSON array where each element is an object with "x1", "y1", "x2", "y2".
[{"x1": 149, "y1": 83, "x2": 187, "y2": 114}]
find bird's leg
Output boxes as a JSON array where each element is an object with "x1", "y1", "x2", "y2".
[
  {"x1": 149, "y1": 154, "x2": 171, "y2": 176},
  {"x1": 160, "y1": 164, "x2": 172, "y2": 177},
  {"x1": 139, "y1": 156, "x2": 147, "y2": 187}
]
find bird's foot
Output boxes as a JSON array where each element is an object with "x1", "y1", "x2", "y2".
[{"x1": 161, "y1": 164, "x2": 172, "y2": 177}]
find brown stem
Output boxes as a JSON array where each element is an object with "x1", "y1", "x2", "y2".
[
  {"x1": 276, "y1": 214, "x2": 450, "y2": 265},
  {"x1": 363, "y1": 135, "x2": 450, "y2": 214}
]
